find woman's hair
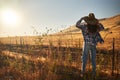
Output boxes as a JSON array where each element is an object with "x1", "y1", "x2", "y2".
[
  {"x1": 85, "y1": 13, "x2": 99, "y2": 33},
  {"x1": 87, "y1": 24, "x2": 99, "y2": 33}
]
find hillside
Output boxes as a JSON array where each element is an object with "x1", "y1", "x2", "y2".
[
  {"x1": 0, "y1": 14, "x2": 120, "y2": 49},
  {"x1": 59, "y1": 14, "x2": 120, "y2": 36}
]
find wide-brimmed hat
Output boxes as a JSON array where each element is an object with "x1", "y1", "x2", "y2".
[{"x1": 83, "y1": 15, "x2": 98, "y2": 25}]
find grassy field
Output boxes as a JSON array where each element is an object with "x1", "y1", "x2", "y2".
[{"x1": 0, "y1": 35, "x2": 120, "y2": 80}]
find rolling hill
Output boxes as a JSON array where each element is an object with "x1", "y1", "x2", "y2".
[
  {"x1": 51, "y1": 14, "x2": 120, "y2": 49},
  {"x1": 59, "y1": 14, "x2": 120, "y2": 35},
  {"x1": 0, "y1": 14, "x2": 120, "y2": 49}
]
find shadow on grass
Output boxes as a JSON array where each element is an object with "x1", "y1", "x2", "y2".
[
  {"x1": 49, "y1": 64, "x2": 120, "y2": 80},
  {"x1": 0, "y1": 61, "x2": 119, "y2": 80}
]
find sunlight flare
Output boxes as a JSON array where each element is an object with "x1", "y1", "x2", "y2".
[{"x1": 1, "y1": 9, "x2": 21, "y2": 26}]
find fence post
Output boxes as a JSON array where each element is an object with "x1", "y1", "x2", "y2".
[
  {"x1": 112, "y1": 38, "x2": 115, "y2": 76},
  {"x1": 20, "y1": 37, "x2": 22, "y2": 53},
  {"x1": 79, "y1": 38, "x2": 81, "y2": 48}
]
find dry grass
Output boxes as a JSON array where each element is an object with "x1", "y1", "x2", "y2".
[{"x1": 0, "y1": 38, "x2": 120, "y2": 80}]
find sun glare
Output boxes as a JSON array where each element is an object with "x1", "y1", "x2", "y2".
[{"x1": 1, "y1": 9, "x2": 20, "y2": 26}]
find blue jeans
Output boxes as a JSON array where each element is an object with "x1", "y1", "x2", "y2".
[{"x1": 81, "y1": 43, "x2": 96, "y2": 75}]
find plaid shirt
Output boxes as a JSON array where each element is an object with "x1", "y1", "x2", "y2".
[{"x1": 76, "y1": 22, "x2": 104, "y2": 45}]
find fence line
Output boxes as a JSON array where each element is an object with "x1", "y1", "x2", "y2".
[{"x1": 0, "y1": 36, "x2": 120, "y2": 78}]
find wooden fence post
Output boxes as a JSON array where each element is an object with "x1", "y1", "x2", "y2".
[
  {"x1": 20, "y1": 37, "x2": 22, "y2": 53},
  {"x1": 112, "y1": 38, "x2": 115, "y2": 76}
]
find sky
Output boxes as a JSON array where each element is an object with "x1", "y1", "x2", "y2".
[{"x1": 0, "y1": 0, "x2": 120, "y2": 37}]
